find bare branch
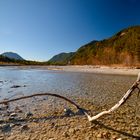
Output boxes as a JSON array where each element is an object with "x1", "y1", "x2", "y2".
[
  {"x1": 86, "y1": 72, "x2": 140, "y2": 122},
  {"x1": 0, "y1": 93, "x2": 81, "y2": 110}
]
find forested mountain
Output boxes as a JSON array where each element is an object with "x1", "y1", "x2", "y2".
[
  {"x1": 48, "y1": 52, "x2": 75, "y2": 65},
  {"x1": 70, "y1": 26, "x2": 140, "y2": 65},
  {"x1": 1, "y1": 52, "x2": 24, "y2": 60}
]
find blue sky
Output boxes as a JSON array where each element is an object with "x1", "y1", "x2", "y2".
[{"x1": 0, "y1": 0, "x2": 140, "y2": 61}]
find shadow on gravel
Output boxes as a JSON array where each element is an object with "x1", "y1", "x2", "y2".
[
  {"x1": 0, "y1": 109, "x2": 86, "y2": 125},
  {"x1": 91, "y1": 120, "x2": 140, "y2": 140},
  {"x1": 0, "y1": 110, "x2": 139, "y2": 140}
]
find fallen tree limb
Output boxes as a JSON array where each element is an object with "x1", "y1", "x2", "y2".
[
  {"x1": 0, "y1": 93, "x2": 81, "y2": 110},
  {"x1": 85, "y1": 72, "x2": 140, "y2": 122}
]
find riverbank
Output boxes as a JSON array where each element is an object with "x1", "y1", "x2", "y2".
[
  {"x1": 0, "y1": 65, "x2": 140, "y2": 139},
  {"x1": 45, "y1": 65, "x2": 140, "y2": 75},
  {"x1": 1, "y1": 65, "x2": 140, "y2": 75}
]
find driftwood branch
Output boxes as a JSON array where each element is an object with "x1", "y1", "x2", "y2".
[
  {"x1": 0, "y1": 93, "x2": 81, "y2": 110},
  {"x1": 85, "y1": 72, "x2": 140, "y2": 122}
]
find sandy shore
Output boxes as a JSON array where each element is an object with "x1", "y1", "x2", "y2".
[
  {"x1": 1, "y1": 65, "x2": 140, "y2": 75},
  {"x1": 0, "y1": 65, "x2": 140, "y2": 139},
  {"x1": 0, "y1": 95, "x2": 140, "y2": 140},
  {"x1": 45, "y1": 65, "x2": 140, "y2": 75}
]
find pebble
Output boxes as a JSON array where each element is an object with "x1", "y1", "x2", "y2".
[
  {"x1": 14, "y1": 106, "x2": 23, "y2": 113},
  {"x1": 68, "y1": 128, "x2": 76, "y2": 134},
  {"x1": 10, "y1": 85, "x2": 21, "y2": 88},
  {"x1": 96, "y1": 133, "x2": 103, "y2": 138},
  {"x1": 8, "y1": 117, "x2": 17, "y2": 121},
  {"x1": 10, "y1": 113, "x2": 17, "y2": 117},
  {"x1": 0, "y1": 137, "x2": 4, "y2": 140},
  {"x1": 25, "y1": 112, "x2": 33, "y2": 118},
  {"x1": 62, "y1": 132, "x2": 69, "y2": 137},
  {"x1": 20, "y1": 124, "x2": 29, "y2": 131},
  {"x1": 0, "y1": 124, "x2": 11, "y2": 132},
  {"x1": 64, "y1": 108, "x2": 74, "y2": 116},
  {"x1": 0, "y1": 119, "x2": 4, "y2": 123}
]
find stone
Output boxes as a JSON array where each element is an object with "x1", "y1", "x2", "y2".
[
  {"x1": 68, "y1": 128, "x2": 76, "y2": 134},
  {"x1": 112, "y1": 135, "x2": 117, "y2": 139},
  {"x1": 11, "y1": 85, "x2": 21, "y2": 88},
  {"x1": 0, "y1": 137, "x2": 4, "y2": 140},
  {"x1": 8, "y1": 117, "x2": 17, "y2": 121},
  {"x1": 0, "y1": 119, "x2": 3, "y2": 123},
  {"x1": 14, "y1": 106, "x2": 23, "y2": 113},
  {"x1": 64, "y1": 108, "x2": 74, "y2": 116},
  {"x1": 20, "y1": 124, "x2": 29, "y2": 131},
  {"x1": 25, "y1": 112, "x2": 33, "y2": 118},
  {"x1": 62, "y1": 132, "x2": 69, "y2": 137},
  {"x1": 96, "y1": 133, "x2": 103, "y2": 138},
  {"x1": 1, "y1": 124, "x2": 11, "y2": 132},
  {"x1": 10, "y1": 113, "x2": 17, "y2": 117},
  {"x1": 10, "y1": 123, "x2": 16, "y2": 128}
]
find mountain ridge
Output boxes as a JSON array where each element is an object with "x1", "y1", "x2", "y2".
[
  {"x1": 48, "y1": 52, "x2": 75, "y2": 65},
  {"x1": 1, "y1": 52, "x2": 24, "y2": 60},
  {"x1": 51, "y1": 25, "x2": 140, "y2": 66}
]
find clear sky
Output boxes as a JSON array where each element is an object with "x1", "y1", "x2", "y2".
[{"x1": 0, "y1": 0, "x2": 140, "y2": 61}]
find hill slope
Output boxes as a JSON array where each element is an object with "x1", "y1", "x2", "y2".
[
  {"x1": 1, "y1": 52, "x2": 24, "y2": 60},
  {"x1": 48, "y1": 52, "x2": 75, "y2": 64},
  {"x1": 71, "y1": 26, "x2": 140, "y2": 65}
]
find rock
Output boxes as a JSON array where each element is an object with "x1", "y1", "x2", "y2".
[
  {"x1": 102, "y1": 132, "x2": 110, "y2": 138},
  {"x1": 112, "y1": 135, "x2": 117, "y2": 139},
  {"x1": 64, "y1": 108, "x2": 74, "y2": 116},
  {"x1": 10, "y1": 123, "x2": 16, "y2": 128},
  {"x1": 48, "y1": 138, "x2": 55, "y2": 140},
  {"x1": 0, "y1": 119, "x2": 4, "y2": 123},
  {"x1": 25, "y1": 112, "x2": 33, "y2": 118},
  {"x1": 96, "y1": 133, "x2": 103, "y2": 138},
  {"x1": 62, "y1": 132, "x2": 69, "y2": 137},
  {"x1": 8, "y1": 117, "x2": 17, "y2": 121},
  {"x1": 68, "y1": 128, "x2": 76, "y2": 134},
  {"x1": 0, "y1": 137, "x2": 4, "y2": 140},
  {"x1": 10, "y1": 113, "x2": 17, "y2": 117},
  {"x1": 1, "y1": 124, "x2": 11, "y2": 132},
  {"x1": 20, "y1": 124, "x2": 29, "y2": 131},
  {"x1": 7, "y1": 136, "x2": 16, "y2": 140},
  {"x1": 116, "y1": 138, "x2": 122, "y2": 140},
  {"x1": 11, "y1": 85, "x2": 21, "y2": 88},
  {"x1": 14, "y1": 106, "x2": 23, "y2": 113}
]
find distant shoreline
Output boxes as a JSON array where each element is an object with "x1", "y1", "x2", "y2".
[
  {"x1": 45, "y1": 65, "x2": 140, "y2": 76},
  {"x1": 0, "y1": 64, "x2": 20, "y2": 66},
  {"x1": 0, "y1": 65, "x2": 139, "y2": 76}
]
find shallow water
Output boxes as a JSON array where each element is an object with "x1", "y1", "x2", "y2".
[{"x1": 0, "y1": 66, "x2": 137, "y2": 105}]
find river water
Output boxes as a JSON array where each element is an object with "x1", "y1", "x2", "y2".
[{"x1": 0, "y1": 66, "x2": 137, "y2": 106}]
